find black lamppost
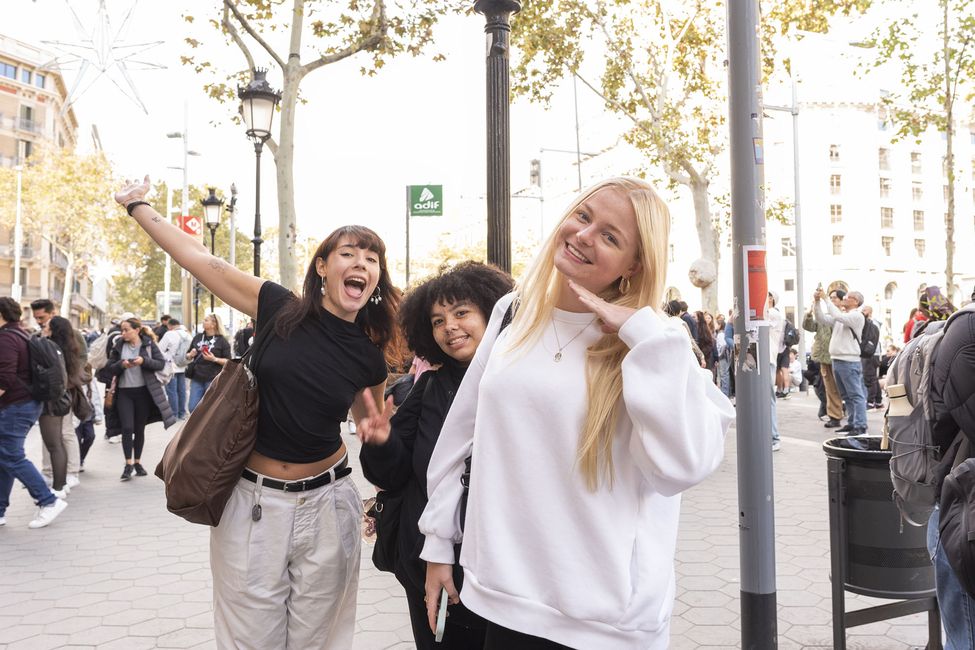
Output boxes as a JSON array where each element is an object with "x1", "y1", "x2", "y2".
[
  {"x1": 201, "y1": 187, "x2": 224, "y2": 313},
  {"x1": 237, "y1": 68, "x2": 281, "y2": 278},
  {"x1": 474, "y1": 0, "x2": 521, "y2": 274}
]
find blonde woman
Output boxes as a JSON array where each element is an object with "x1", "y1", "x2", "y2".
[
  {"x1": 418, "y1": 178, "x2": 734, "y2": 649},
  {"x1": 185, "y1": 313, "x2": 231, "y2": 413}
]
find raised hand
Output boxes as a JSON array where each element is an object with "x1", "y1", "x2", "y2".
[
  {"x1": 357, "y1": 387, "x2": 393, "y2": 446},
  {"x1": 114, "y1": 175, "x2": 151, "y2": 207},
  {"x1": 567, "y1": 279, "x2": 637, "y2": 334}
]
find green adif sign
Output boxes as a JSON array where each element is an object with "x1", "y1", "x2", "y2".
[{"x1": 408, "y1": 185, "x2": 443, "y2": 216}]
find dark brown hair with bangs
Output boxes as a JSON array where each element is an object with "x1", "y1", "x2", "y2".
[{"x1": 273, "y1": 225, "x2": 404, "y2": 366}]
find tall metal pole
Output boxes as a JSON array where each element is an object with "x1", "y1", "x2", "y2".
[
  {"x1": 728, "y1": 1, "x2": 778, "y2": 647},
  {"x1": 475, "y1": 0, "x2": 521, "y2": 274},
  {"x1": 790, "y1": 79, "x2": 808, "y2": 381},
  {"x1": 228, "y1": 184, "x2": 237, "y2": 337},
  {"x1": 253, "y1": 142, "x2": 264, "y2": 278},
  {"x1": 181, "y1": 104, "x2": 193, "y2": 329},
  {"x1": 209, "y1": 226, "x2": 217, "y2": 313}
]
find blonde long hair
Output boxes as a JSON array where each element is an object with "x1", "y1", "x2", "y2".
[{"x1": 504, "y1": 177, "x2": 670, "y2": 490}]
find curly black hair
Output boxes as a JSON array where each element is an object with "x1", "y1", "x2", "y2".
[{"x1": 399, "y1": 261, "x2": 514, "y2": 365}]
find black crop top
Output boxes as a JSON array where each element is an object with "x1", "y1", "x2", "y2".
[{"x1": 253, "y1": 281, "x2": 387, "y2": 463}]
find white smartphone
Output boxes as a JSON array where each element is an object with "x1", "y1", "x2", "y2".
[{"x1": 434, "y1": 588, "x2": 448, "y2": 643}]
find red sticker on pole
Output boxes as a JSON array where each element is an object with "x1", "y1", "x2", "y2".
[
  {"x1": 179, "y1": 215, "x2": 203, "y2": 236},
  {"x1": 742, "y1": 245, "x2": 768, "y2": 328}
]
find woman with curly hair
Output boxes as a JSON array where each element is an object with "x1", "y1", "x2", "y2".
[
  {"x1": 114, "y1": 176, "x2": 402, "y2": 650},
  {"x1": 359, "y1": 261, "x2": 513, "y2": 649},
  {"x1": 415, "y1": 178, "x2": 732, "y2": 649}
]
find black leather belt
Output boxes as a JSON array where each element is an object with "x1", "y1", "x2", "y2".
[{"x1": 242, "y1": 457, "x2": 351, "y2": 492}]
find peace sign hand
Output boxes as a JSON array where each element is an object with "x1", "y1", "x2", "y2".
[
  {"x1": 567, "y1": 279, "x2": 637, "y2": 334},
  {"x1": 357, "y1": 388, "x2": 394, "y2": 446},
  {"x1": 114, "y1": 175, "x2": 151, "y2": 208}
]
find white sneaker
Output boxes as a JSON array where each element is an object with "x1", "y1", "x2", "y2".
[
  {"x1": 28, "y1": 498, "x2": 67, "y2": 529},
  {"x1": 0, "y1": 516, "x2": 6, "y2": 526},
  {"x1": 772, "y1": 441, "x2": 782, "y2": 452},
  {"x1": 52, "y1": 489, "x2": 68, "y2": 500},
  {"x1": 107, "y1": 436, "x2": 121, "y2": 444},
  {"x1": 65, "y1": 474, "x2": 80, "y2": 489}
]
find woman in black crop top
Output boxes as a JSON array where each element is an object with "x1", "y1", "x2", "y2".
[{"x1": 114, "y1": 177, "x2": 402, "y2": 650}]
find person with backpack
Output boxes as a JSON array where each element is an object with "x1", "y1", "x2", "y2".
[
  {"x1": 924, "y1": 293, "x2": 975, "y2": 646},
  {"x1": 814, "y1": 286, "x2": 868, "y2": 434},
  {"x1": 158, "y1": 319, "x2": 192, "y2": 419},
  {"x1": 416, "y1": 178, "x2": 733, "y2": 649},
  {"x1": 0, "y1": 297, "x2": 68, "y2": 529},
  {"x1": 777, "y1": 317, "x2": 801, "y2": 399},
  {"x1": 359, "y1": 261, "x2": 513, "y2": 649},
  {"x1": 37, "y1": 316, "x2": 86, "y2": 493},
  {"x1": 859, "y1": 306, "x2": 883, "y2": 409}
]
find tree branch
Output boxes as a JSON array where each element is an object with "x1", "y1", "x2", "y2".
[
  {"x1": 265, "y1": 137, "x2": 279, "y2": 158},
  {"x1": 301, "y1": 0, "x2": 386, "y2": 75},
  {"x1": 222, "y1": 3, "x2": 256, "y2": 72},
  {"x1": 224, "y1": 0, "x2": 286, "y2": 70}
]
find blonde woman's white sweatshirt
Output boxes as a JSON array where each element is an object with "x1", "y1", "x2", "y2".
[{"x1": 419, "y1": 294, "x2": 734, "y2": 649}]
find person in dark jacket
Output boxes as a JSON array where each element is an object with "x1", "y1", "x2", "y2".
[
  {"x1": 104, "y1": 317, "x2": 176, "y2": 480},
  {"x1": 233, "y1": 318, "x2": 255, "y2": 358},
  {"x1": 0, "y1": 297, "x2": 67, "y2": 528},
  {"x1": 358, "y1": 261, "x2": 514, "y2": 650},
  {"x1": 927, "y1": 297, "x2": 975, "y2": 646},
  {"x1": 185, "y1": 313, "x2": 231, "y2": 413}
]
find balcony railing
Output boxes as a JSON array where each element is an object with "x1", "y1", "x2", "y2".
[
  {"x1": 0, "y1": 244, "x2": 35, "y2": 258},
  {"x1": 0, "y1": 114, "x2": 40, "y2": 135}
]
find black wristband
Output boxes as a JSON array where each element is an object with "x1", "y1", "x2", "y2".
[{"x1": 125, "y1": 200, "x2": 151, "y2": 216}]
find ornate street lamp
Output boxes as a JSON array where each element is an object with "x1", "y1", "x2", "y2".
[
  {"x1": 201, "y1": 187, "x2": 224, "y2": 312},
  {"x1": 474, "y1": 0, "x2": 521, "y2": 274},
  {"x1": 237, "y1": 68, "x2": 281, "y2": 278}
]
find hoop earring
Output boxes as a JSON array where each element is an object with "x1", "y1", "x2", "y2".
[
  {"x1": 370, "y1": 286, "x2": 383, "y2": 305},
  {"x1": 619, "y1": 276, "x2": 631, "y2": 295},
  {"x1": 320, "y1": 275, "x2": 326, "y2": 296}
]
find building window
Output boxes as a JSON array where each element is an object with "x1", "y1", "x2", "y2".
[
  {"x1": 20, "y1": 69, "x2": 30, "y2": 84},
  {"x1": 34, "y1": 73, "x2": 45, "y2": 89},
  {"x1": 913, "y1": 182, "x2": 923, "y2": 202},
  {"x1": 784, "y1": 279, "x2": 795, "y2": 292},
  {"x1": 0, "y1": 62, "x2": 16, "y2": 79},
  {"x1": 911, "y1": 152, "x2": 922, "y2": 175},
  {"x1": 882, "y1": 236, "x2": 894, "y2": 256},
  {"x1": 878, "y1": 148, "x2": 890, "y2": 171},
  {"x1": 881, "y1": 207, "x2": 894, "y2": 228},
  {"x1": 833, "y1": 235, "x2": 843, "y2": 256},
  {"x1": 884, "y1": 282, "x2": 897, "y2": 300},
  {"x1": 20, "y1": 140, "x2": 32, "y2": 161},
  {"x1": 781, "y1": 237, "x2": 795, "y2": 257},
  {"x1": 830, "y1": 204, "x2": 843, "y2": 223},
  {"x1": 829, "y1": 145, "x2": 840, "y2": 163},
  {"x1": 915, "y1": 239, "x2": 926, "y2": 257},
  {"x1": 879, "y1": 177, "x2": 892, "y2": 198},
  {"x1": 830, "y1": 174, "x2": 842, "y2": 195},
  {"x1": 913, "y1": 210, "x2": 925, "y2": 230}
]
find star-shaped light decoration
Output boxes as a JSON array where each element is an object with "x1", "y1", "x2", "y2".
[{"x1": 41, "y1": 0, "x2": 165, "y2": 115}]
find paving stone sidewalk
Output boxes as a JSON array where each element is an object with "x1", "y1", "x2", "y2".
[{"x1": 0, "y1": 393, "x2": 941, "y2": 649}]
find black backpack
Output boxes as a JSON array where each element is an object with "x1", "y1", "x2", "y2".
[
  {"x1": 5, "y1": 329, "x2": 70, "y2": 415},
  {"x1": 782, "y1": 319, "x2": 800, "y2": 347},
  {"x1": 939, "y1": 441, "x2": 975, "y2": 598},
  {"x1": 858, "y1": 318, "x2": 880, "y2": 358}
]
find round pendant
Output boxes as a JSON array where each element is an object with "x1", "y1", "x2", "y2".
[{"x1": 554, "y1": 352, "x2": 562, "y2": 362}]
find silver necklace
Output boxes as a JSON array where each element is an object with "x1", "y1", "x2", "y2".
[{"x1": 551, "y1": 317, "x2": 596, "y2": 362}]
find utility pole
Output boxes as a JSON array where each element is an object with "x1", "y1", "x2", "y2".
[
  {"x1": 728, "y1": 0, "x2": 778, "y2": 647},
  {"x1": 475, "y1": 0, "x2": 521, "y2": 273}
]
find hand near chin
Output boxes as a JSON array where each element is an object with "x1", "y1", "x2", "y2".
[
  {"x1": 357, "y1": 389, "x2": 393, "y2": 446},
  {"x1": 567, "y1": 279, "x2": 636, "y2": 334}
]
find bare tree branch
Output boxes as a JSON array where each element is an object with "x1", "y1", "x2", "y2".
[
  {"x1": 224, "y1": 0, "x2": 286, "y2": 70},
  {"x1": 222, "y1": 4, "x2": 256, "y2": 72},
  {"x1": 302, "y1": 0, "x2": 387, "y2": 75}
]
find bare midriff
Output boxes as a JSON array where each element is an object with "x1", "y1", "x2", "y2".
[{"x1": 246, "y1": 444, "x2": 348, "y2": 481}]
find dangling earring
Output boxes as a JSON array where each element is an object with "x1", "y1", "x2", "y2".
[
  {"x1": 370, "y1": 286, "x2": 382, "y2": 305},
  {"x1": 320, "y1": 275, "x2": 326, "y2": 296},
  {"x1": 619, "y1": 276, "x2": 631, "y2": 295}
]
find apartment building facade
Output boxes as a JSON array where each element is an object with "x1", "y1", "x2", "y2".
[{"x1": 0, "y1": 33, "x2": 105, "y2": 328}]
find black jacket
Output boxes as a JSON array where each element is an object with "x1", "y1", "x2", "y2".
[
  {"x1": 931, "y1": 306, "x2": 975, "y2": 494},
  {"x1": 102, "y1": 333, "x2": 176, "y2": 428},
  {"x1": 360, "y1": 361, "x2": 466, "y2": 593},
  {"x1": 186, "y1": 333, "x2": 231, "y2": 383}
]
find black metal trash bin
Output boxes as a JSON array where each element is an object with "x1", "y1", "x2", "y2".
[{"x1": 823, "y1": 435, "x2": 941, "y2": 649}]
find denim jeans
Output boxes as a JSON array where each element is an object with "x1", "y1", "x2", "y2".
[
  {"x1": 188, "y1": 378, "x2": 213, "y2": 414},
  {"x1": 769, "y1": 364, "x2": 780, "y2": 443},
  {"x1": 928, "y1": 507, "x2": 975, "y2": 649},
  {"x1": 166, "y1": 372, "x2": 188, "y2": 418},
  {"x1": 0, "y1": 399, "x2": 54, "y2": 517},
  {"x1": 831, "y1": 358, "x2": 867, "y2": 429},
  {"x1": 718, "y1": 357, "x2": 732, "y2": 397}
]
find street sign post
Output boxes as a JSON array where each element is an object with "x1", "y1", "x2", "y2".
[{"x1": 405, "y1": 185, "x2": 443, "y2": 287}]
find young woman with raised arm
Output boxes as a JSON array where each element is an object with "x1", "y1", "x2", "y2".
[
  {"x1": 114, "y1": 177, "x2": 401, "y2": 650},
  {"x1": 417, "y1": 178, "x2": 734, "y2": 650}
]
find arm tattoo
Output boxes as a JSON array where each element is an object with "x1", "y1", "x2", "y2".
[
  {"x1": 151, "y1": 215, "x2": 161, "y2": 223},
  {"x1": 208, "y1": 259, "x2": 228, "y2": 274}
]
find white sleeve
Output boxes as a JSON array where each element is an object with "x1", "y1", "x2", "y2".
[
  {"x1": 418, "y1": 293, "x2": 516, "y2": 564},
  {"x1": 827, "y1": 302, "x2": 865, "y2": 334},
  {"x1": 814, "y1": 299, "x2": 833, "y2": 326},
  {"x1": 158, "y1": 331, "x2": 175, "y2": 361},
  {"x1": 618, "y1": 308, "x2": 735, "y2": 497}
]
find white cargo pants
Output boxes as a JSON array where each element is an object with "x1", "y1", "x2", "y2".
[{"x1": 210, "y1": 468, "x2": 362, "y2": 650}]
